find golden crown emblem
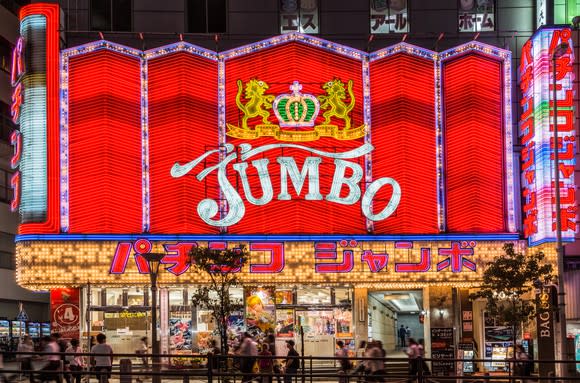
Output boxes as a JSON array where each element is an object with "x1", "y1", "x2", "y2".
[{"x1": 226, "y1": 78, "x2": 367, "y2": 142}]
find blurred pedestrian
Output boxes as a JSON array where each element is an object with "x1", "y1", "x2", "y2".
[
  {"x1": 266, "y1": 334, "x2": 282, "y2": 383},
  {"x1": 238, "y1": 332, "x2": 258, "y2": 383},
  {"x1": 417, "y1": 339, "x2": 430, "y2": 375},
  {"x1": 39, "y1": 335, "x2": 61, "y2": 383},
  {"x1": 65, "y1": 339, "x2": 84, "y2": 383},
  {"x1": 90, "y1": 334, "x2": 112, "y2": 383},
  {"x1": 365, "y1": 341, "x2": 384, "y2": 383},
  {"x1": 405, "y1": 338, "x2": 419, "y2": 383},
  {"x1": 17, "y1": 335, "x2": 35, "y2": 383},
  {"x1": 514, "y1": 344, "x2": 532, "y2": 383},
  {"x1": 259, "y1": 343, "x2": 273, "y2": 383},
  {"x1": 335, "y1": 340, "x2": 351, "y2": 383}
]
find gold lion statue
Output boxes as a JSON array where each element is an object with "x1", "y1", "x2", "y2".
[
  {"x1": 318, "y1": 79, "x2": 355, "y2": 129},
  {"x1": 235, "y1": 79, "x2": 275, "y2": 128}
]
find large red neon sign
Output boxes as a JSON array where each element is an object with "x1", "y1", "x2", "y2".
[{"x1": 17, "y1": 4, "x2": 514, "y2": 237}]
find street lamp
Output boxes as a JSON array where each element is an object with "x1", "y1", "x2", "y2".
[
  {"x1": 551, "y1": 42, "x2": 569, "y2": 375},
  {"x1": 143, "y1": 253, "x2": 164, "y2": 383}
]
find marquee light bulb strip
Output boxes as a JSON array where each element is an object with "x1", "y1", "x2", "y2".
[
  {"x1": 57, "y1": 33, "x2": 516, "y2": 235},
  {"x1": 362, "y1": 56, "x2": 373, "y2": 233},
  {"x1": 141, "y1": 56, "x2": 150, "y2": 233}
]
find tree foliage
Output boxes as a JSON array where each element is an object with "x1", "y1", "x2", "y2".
[
  {"x1": 188, "y1": 245, "x2": 250, "y2": 355},
  {"x1": 470, "y1": 243, "x2": 554, "y2": 341}
]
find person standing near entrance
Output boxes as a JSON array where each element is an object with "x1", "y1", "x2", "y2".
[
  {"x1": 398, "y1": 325, "x2": 406, "y2": 348},
  {"x1": 90, "y1": 333, "x2": 113, "y2": 383},
  {"x1": 283, "y1": 340, "x2": 300, "y2": 383}
]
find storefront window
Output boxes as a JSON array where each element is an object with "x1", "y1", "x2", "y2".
[
  {"x1": 90, "y1": 287, "x2": 102, "y2": 306},
  {"x1": 105, "y1": 288, "x2": 123, "y2": 306},
  {"x1": 334, "y1": 288, "x2": 352, "y2": 305},
  {"x1": 127, "y1": 288, "x2": 144, "y2": 306},
  {"x1": 169, "y1": 289, "x2": 185, "y2": 307},
  {"x1": 297, "y1": 287, "x2": 331, "y2": 305},
  {"x1": 275, "y1": 289, "x2": 294, "y2": 305}
]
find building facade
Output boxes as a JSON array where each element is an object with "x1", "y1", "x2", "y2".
[
  {"x1": 0, "y1": 0, "x2": 49, "y2": 350},
  {"x1": 9, "y1": 0, "x2": 580, "y2": 375}
]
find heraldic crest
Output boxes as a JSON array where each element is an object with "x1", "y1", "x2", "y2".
[{"x1": 227, "y1": 79, "x2": 367, "y2": 142}]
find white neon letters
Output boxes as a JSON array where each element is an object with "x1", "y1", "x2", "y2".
[{"x1": 171, "y1": 143, "x2": 400, "y2": 227}]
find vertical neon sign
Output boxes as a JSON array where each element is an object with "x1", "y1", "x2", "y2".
[{"x1": 520, "y1": 27, "x2": 576, "y2": 246}]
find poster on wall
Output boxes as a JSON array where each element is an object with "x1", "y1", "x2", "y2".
[
  {"x1": 334, "y1": 308, "x2": 352, "y2": 338},
  {"x1": 430, "y1": 327, "x2": 454, "y2": 376},
  {"x1": 169, "y1": 315, "x2": 192, "y2": 351},
  {"x1": 276, "y1": 309, "x2": 294, "y2": 337},
  {"x1": 50, "y1": 288, "x2": 80, "y2": 340},
  {"x1": 245, "y1": 287, "x2": 276, "y2": 335}
]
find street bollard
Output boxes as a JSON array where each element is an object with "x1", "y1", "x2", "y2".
[{"x1": 120, "y1": 358, "x2": 133, "y2": 383}]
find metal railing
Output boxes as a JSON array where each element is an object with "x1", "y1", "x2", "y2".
[{"x1": 1, "y1": 351, "x2": 580, "y2": 383}]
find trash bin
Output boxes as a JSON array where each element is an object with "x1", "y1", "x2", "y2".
[{"x1": 120, "y1": 358, "x2": 132, "y2": 383}]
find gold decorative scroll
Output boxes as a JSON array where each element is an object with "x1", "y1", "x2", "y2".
[{"x1": 226, "y1": 123, "x2": 367, "y2": 142}]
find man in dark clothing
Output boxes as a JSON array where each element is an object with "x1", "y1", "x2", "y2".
[
  {"x1": 284, "y1": 340, "x2": 300, "y2": 383},
  {"x1": 267, "y1": 334, "x2": 282, "y2": 383},
  {"x1": 398, "y1": 325, "x2": 406, "y2": 348}
]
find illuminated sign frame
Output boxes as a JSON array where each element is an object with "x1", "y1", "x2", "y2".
[
  {"x1": 519, "y1": 27, "x2": 576, "y2": 246},
  {"x1": 57, "y1": 34, "x2": 516, "y2": 234}
]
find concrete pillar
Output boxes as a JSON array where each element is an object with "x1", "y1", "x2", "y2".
[{"x1": 354, "y1": 287, "x2": 368, "y2": 347}]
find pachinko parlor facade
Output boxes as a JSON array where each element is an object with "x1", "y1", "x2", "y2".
[{"x1": 10, "y1": 3, "x2": 574, "y2": 375}]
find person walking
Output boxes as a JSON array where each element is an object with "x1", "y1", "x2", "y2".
[
  {"x1": 259, "y1": 343, "x2": 273, "y2": 383},
  {"x1": 90, "y1": 334, "x2": 113, "y2": 383},
  {"x1": 365, "y1": 341, "x2": 385, "y2": 383},
  {"x1": 283, "y1": 340, "x2": 299, "y2": 383},
  {"x1": 65, "y1": 339, "x2": 84, "y2": 383},
  {"x1": 417, "y1": 339, "x2": 430, "y2": 376},
  {"x1": 398, "y1": 325, "x2": 406, "y2": 348},
  {"x1": 266, "y1": 335, "x2": 282, "y2": 383},
  {"x1": 514, "y1": 344, "x2": 532, "y2": 383},
  {"x1": 405, "y1": 338, "x2": 419, "y2": 383},
  {"x1": 17, "y1": 335, "x2": 35, "y2": 383},
  {"x1": 335, "y1": 341, "x2": 352, "y2": 383},
  {"x1": 238, "y1": 332, "x2": 258, "y2": 383},
  {"x1": 39, "y1": 335, "x2": 62, "y2": 383}
]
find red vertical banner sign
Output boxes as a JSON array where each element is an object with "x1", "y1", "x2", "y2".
[{"x1": 50, "y1": 288, "x2": 80, "y2": 340}]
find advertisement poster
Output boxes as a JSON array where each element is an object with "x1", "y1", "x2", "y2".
[
  {"x1": 334, "y1": 308, "x2": 352, "y2": 338},
  {"x1": 430, "y1": 328, "x2": 454, "y2": 376},
  {"x1": 484, "y1": 326, "x2": 513, "y2": 342},
  {"x1": 169, "y1": 316, "x2": 192, "y2": 351},
  {"x1": 276, "y1": 309, "x2": 294, "y2": 337},
  {"x1": 275, "y1": 290, "x2": 294, "y2": 305},
  {"x1": 245, "y1": 287, "x2": 275, "y2": 334},
  {"x1": 50, "y1": 288, "x2": 80, "y2": 340}
]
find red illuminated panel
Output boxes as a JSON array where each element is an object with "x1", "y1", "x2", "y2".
[
  {"x1": 18, "y1": 4, "x2": 60, "y2": 234},
  {"x1": 148, "y1": 52, "x2": 219, "y2": 234},
  {"x1": 370, "y1": 53, "x2": 438, "y2": 234},
  {"x1": 443, "y1": 54, "x2": 505, "y2": 232},
  {"x1": 225, "y1": 42, "x2": 367, "y2": 234},
  {"x1": 68, "y1": 51, "x2": 142, "y2": 233}
]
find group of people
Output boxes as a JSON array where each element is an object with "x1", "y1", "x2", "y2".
[
  {"x1": 233, "y1": 332, "x2": 299, "y2": 383},
  {"x1": 14, "y1": 333, "x2": 113, "y2": 383}
]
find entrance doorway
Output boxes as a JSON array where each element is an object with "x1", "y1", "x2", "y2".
[{"x1": 368, "y1": 290, "x2": 425, "y2": 355}]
